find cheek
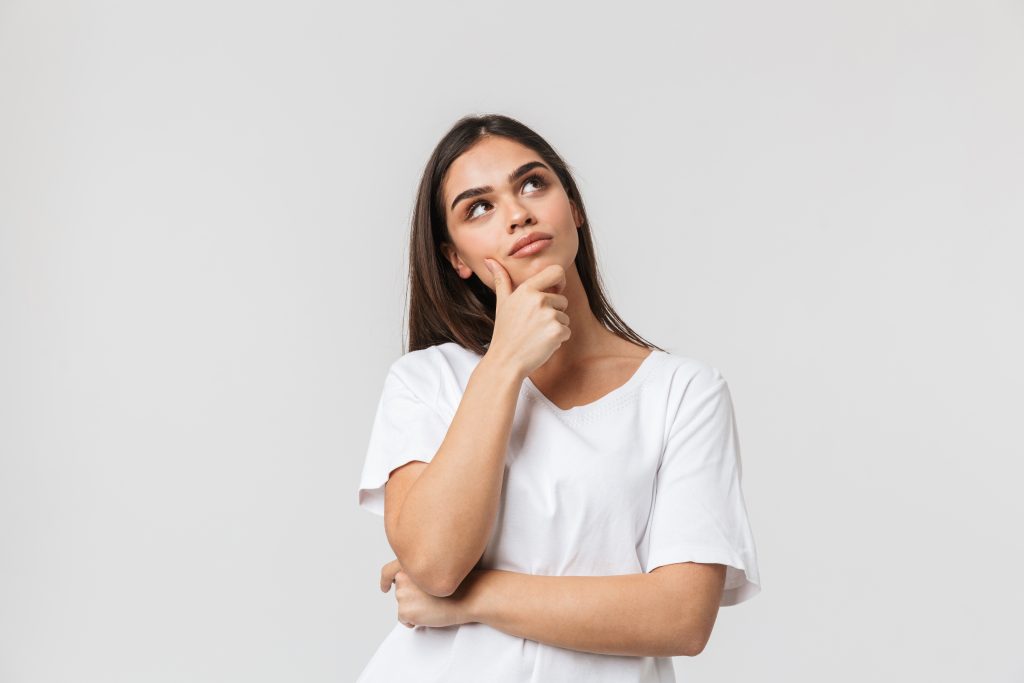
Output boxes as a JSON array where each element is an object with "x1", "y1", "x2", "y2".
[
  {"x1": 447, "y1": 239, "x2": 487, "y2": 275},
  {"x1": 537, "y1": 196, "x2": 575, "y2": 228}
]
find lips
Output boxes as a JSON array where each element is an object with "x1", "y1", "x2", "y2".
[{"x1": 508, "y1": 231, "x2": 553, "y2": 256}]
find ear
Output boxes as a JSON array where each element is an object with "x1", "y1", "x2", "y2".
[
  {"x1": 440, "y1": 242, "x2": 473, "y2": 280},
  {"x1": 570, "y1": 201, "x2": 582, "y2": 229}
]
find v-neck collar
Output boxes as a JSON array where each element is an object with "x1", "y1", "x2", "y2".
[{"x1": 522, "y1": 349, "x2": 663, "y2": 422}]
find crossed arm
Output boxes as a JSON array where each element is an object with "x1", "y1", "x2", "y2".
[
  {"x1": 445, "y1": 562, "x2": 726, "y2": 658},
  {"x1": 379, "y1": 358, "x2": 727, "y2": 658}
]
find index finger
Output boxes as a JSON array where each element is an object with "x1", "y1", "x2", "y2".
[{"x1": 524, "y1": 264, "x2": 566, "y2": 294}]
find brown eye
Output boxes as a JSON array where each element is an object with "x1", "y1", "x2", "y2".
[
  {"x1": 465, "y1": 199, "x2": 491, "y2": 221},
  {"x1": 522, "y1": 174, "x2": 547, "y2": 193},
  {"x1": 464, "y1": 173, "x2": 548, "y2": 221}
]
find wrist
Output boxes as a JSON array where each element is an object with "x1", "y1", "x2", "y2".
[
  {"x1": 477, "y1": 351, "x2": 526, "y2": 386},
  {"x1": 455, "y1": 568, "x2": 497, "y2": 625}
]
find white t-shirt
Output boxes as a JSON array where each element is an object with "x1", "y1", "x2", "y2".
[{"x1": 355, "y1": 341, "x2": 760, "y2": 682}]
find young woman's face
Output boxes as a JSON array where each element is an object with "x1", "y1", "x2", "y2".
[{"x1": 441, "y1": 136, "x2": 581, "y2": 290}]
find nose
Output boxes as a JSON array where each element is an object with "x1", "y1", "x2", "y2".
[{"x1": 507, "y1": 200, "x2": 535, "y2": 231}]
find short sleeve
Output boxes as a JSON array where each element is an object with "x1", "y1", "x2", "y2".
[
  {"x1": 356, "y1": 366, "x2": 452, "y2": 517},
  {"x1": 643, "y1": 368, "x2": 762, "y2": 606}
]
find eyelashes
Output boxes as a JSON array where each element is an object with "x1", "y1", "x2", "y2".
[{"x1": 464, "y1": 173, "x2": 548, "y2": 221}]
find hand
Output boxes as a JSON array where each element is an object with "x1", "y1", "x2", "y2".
[
  {"x1": 483, "y1": 258, "x2": 570, "y2": 378},
  {"x1": 380, "y1": 558, "x2": 473, "y2": 629}
]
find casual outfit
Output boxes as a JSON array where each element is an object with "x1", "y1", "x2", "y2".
[{"x1": 355, "y1": 342, "x2": 761, "y2": 682}]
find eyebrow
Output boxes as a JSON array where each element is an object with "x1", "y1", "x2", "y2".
[{"x1": 449, "y1": 161, "x2": 551, "y2": 212}]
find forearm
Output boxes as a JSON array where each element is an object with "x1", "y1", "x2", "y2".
[
  {"x1": 458, "y1": 569, "x2": 694, "y2": 658},
  {"x1": 395, "y1": 352, "x2": 524, "y2": 594}
]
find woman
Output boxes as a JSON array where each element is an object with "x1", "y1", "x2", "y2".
[{"x1": 355, "y1": 113, "x2": 761, "y2": 682}]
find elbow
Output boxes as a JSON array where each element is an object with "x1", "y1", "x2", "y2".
[
  {"x1": 389, "y1": 526, "x2": 480, "y2": 597},
  {"x1": 412, "y1": 577, "x2": 457, "y2": 598},
  {"x1": 668, "y1": 620, "x2": 712, "y2": 657},
  {"x1": 402, "y1": 556, "x2": 465, "y2": 598},
  {"x1": 401, "y1": 545, "x2": 480, "y2": 598},
  {"x1": 411, "y1": 566, "x2": 459, "y2": 597},
  {"x1": 424, "y1": 562, "x2": 474, "y2": 597},
  {"x1": 388, "y1": 537, "x2": 462, "y2": 598},
  {"x1": 426, "y1": 577, "x2": 460, "y2": 598},
  {"x1": 676, "y1": 630, "x2": 712, "y2": 658}
]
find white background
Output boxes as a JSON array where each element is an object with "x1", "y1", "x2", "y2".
[{"x1": 2, "y1": 1, "x2": 1022, "y2": 681}]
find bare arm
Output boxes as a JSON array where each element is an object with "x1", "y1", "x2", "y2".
[
  {"x1": 386, "y1": 352, "x2": 524, "y2": 597},
  {"x1": 454, "y1": 563, "x2": 727, "y2": 658}
]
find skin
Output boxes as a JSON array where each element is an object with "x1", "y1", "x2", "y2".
[
  {"x1": 379, "y1": 560, "x2": 725, "y2": 657},
  {"x1": 377, "y1": 135, "x2": 727, "y2": 657}
]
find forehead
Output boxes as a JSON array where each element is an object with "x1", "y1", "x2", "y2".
[{"x1": 443, "y1": 137, "x2": 542, "y2": 200}]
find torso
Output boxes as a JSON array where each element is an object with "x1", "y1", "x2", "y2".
[{"x1": 355, "y1": 341, "x2": 758, "y2": 682}]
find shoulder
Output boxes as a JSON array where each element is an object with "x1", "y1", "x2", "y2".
[
  {"x1": 385, "y1": 342, "x2": 479, "y2": 404},
  {"x1": 655, "y1": 350, "x2": 727, "y2": 394},
  {"x1": 652, "y1": 350, "x2": 731, "y2": 417}
]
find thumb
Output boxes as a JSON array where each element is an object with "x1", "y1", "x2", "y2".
[
  {"x1": 485, "y1": 258, "x2": 512, "y2": 301},
  {"x1": 380, "y1": 558, "x2": 401, "y2": 593}
]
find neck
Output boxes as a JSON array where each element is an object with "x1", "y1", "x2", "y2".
[{"x1": 537, "y1": 262, "x2": 617, "y2": 371}]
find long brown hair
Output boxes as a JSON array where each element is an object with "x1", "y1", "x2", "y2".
[{"x1": 404, "y1": 113, "x2": 663, "y2": 356}]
